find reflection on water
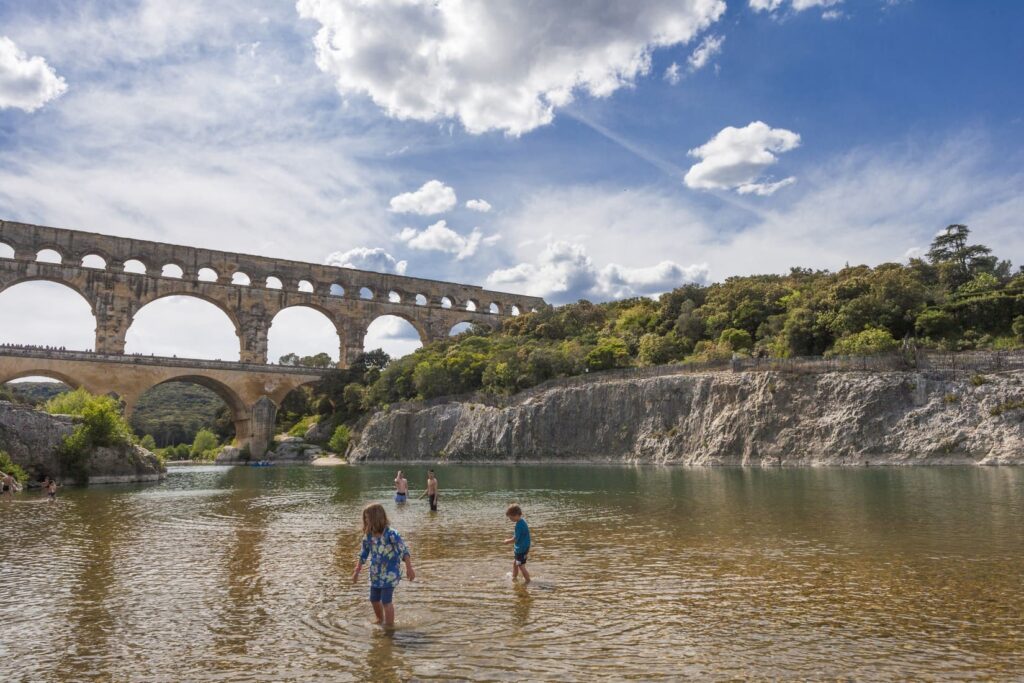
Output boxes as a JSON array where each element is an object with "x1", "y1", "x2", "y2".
[{"x1": 2, "y1": 465, "x2": 1023, "y2": 680}]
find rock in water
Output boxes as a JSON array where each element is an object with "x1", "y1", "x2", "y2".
[
  {"x1": 348, "y1": 370, "x2": 1024, "y2": 465},
  {"x1": 0, "y1": 400, "x2": 165, "y2": 484}
]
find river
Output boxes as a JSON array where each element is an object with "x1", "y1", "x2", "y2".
[{"x1": 2, "y1": 464, "x2": 1022, "y2": 680}]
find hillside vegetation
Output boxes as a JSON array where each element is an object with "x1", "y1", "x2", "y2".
[{"x1": 292, "y1": 224, "x2": 1023, "y2": 438}]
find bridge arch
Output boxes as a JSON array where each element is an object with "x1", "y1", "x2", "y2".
[
  {"x1": 36, "y1": 248, "x2": 63, "y2": 263},
  {"x1": 364, "y1": 313, "x2": 427, "y2": 358},
  {"x1": 0, "y1": 241, "x2": 13, "y2": 259},
  {"x1": 0, "y1": 368, "x2": 83, "y2": 389},
  {"x1": 267, "y1": 304, "x2": 341, "y2": 365},
  {"x1": 123, "y1": 259, "x2": 147, "y2": 274},
  {"x1": 126, "y1": 293, "x2": 241, "y2": 361},
  {"x1": 81, "y1": 254, "x2": 108, "y2": 269}
]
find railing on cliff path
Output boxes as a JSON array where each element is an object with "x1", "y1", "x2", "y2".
[{"x1": 381, "y1": 348, "x2": 1024, "y2": 413}]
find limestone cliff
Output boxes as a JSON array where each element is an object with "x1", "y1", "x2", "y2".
[
  {"x1": 0, "y1": 400, "x2": 165, "y2": 484},
  {"x1": 349, "y1": 370, "x2": 1024, "y2": 465}
]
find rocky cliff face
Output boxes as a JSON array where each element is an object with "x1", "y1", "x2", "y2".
[
  {"x1": 0, "y1": 400, "x2": 165, "y2": 484},
  {"x1": 349, "y1": 370, "x2": 1024, "y2": 465}
]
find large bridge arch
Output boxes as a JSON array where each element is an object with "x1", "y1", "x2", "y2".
[
  {"x1": 267, "y1": 304, "x2": 342, "y2": 365},
  {"x1": 0, "y1": 368, "x2": 83, "y2": 389},
  {"x1": 125, "y1": 293, "x2": 243, "y2": 361}
]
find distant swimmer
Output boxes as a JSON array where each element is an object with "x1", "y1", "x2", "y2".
[
  {"x1": 1, "y1": 471, "x2": 18, "y2": 500},
  {"x1": 394, "y1": 470, "x2": 409, "y2": 503},
  {"x1": 45, "y1": 478, "x2": 59, "y2": 501},
  {"x1": 418, "y1": 469, "x2": 439, "y2": 511}
]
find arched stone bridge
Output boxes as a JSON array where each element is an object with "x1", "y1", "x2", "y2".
[
  {"x1": 0, "y1": 219, "x2": 545, "y2": 364},
  {"x1": 0, "y1": 219, "x2": 546, "y2": 456},
  {"x1": 0, "y1": 347, "x2": 324, "y2": 456}
]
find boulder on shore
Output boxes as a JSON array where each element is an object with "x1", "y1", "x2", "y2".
[{"x1": 0, "y1": 400, "x2": 165, "y2": 484}]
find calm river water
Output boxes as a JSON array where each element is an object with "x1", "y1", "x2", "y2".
[{"x1": 2, "y1": 464, "x2": 1023, "y2": 681}]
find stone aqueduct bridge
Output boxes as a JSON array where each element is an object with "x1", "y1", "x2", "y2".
[{"x1": 0, "y1": 220, "x2": 546, "y2": 455}]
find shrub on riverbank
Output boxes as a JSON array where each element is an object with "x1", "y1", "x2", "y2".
[
  {"x1": 45, "y1": 389, "x2": 135, "y2": 483},
  {"x1": 0, "y1": 449, "x2": 28, "y2": 485}
]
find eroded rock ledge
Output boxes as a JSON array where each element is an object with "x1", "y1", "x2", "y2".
[
  {"x1": 349, "y1": 370, "x2": 1024, "y2": 465},
  {"x1": 0, "y1": 400, "x2": 165, "y2": 484}
]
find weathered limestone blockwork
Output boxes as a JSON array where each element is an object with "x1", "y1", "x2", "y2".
[
  {"x1": 0, "y1": 220, "x2": 546, "y2": 456},
  {"x1": 0, "y1": 220, "x2": 545, "y2": 362}
]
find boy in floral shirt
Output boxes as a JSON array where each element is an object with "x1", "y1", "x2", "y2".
[{"x1": 352, "y1": 503, "x2": 415, "y2": 626}]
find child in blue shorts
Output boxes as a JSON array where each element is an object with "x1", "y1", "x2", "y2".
[
  {"x1": 352, "y1": 502, "x2": 415, "y2": 626},
  {"x1": 503, "y1": 503, "x2": 531, "y2": 583}
]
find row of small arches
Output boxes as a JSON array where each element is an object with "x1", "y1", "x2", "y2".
[{"x1": 0, "y1": 244, "x2": 524, "y2": 315}]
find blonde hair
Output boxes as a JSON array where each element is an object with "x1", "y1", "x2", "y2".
[{"x1": 362, "y1": 503, "x2": 389, "y2": 535}]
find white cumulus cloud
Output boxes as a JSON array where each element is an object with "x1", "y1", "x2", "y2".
[
  {"x1": 388, "y1": 179, "x2": 457, "y2": 215},
  {"x1": 664, "y1": 62, "x2": 681, "y2": 85},
  {"x1": 749, "y1": 0, "x2": 843, "y2": 15},
  {"x1": 684, "y1": 121, "x2": 800, "y2": 195},
  {"x1": 465, "y1": 198, "x2": 492, "y2": 213},
  {"x1": 688, "y1": 34, "x2": 724, "y2": 72},
  {"x1": 297, "y1": 0, "x2": 726, "y2": 135},
  {"x1": 487, "y1": 241, "x2": 708, "y2": 304},
  {"x1": 0, "y1": 36, "x2": 67, "y2": 112},
  {"x1": 325, "y1": 247, "x2": 408, "y2": 275},
  {"x1": 398, "y1": 220, "x2": 498, "y2": 260}
]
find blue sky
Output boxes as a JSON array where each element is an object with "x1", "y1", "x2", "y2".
[{"x1": 1, "y1": 0, "x2": 1022, "y2": 360}]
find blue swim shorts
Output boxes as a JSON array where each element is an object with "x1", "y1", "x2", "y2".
[
  {"x1": 395, "y1": 492, "x2": 407, "y2": 503},
  {"x1": 369, "y1": 585, "x2": 395, "y2": 604}
]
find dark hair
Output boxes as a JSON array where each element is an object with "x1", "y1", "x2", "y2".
[
  {"x1": 506, "y1": 503, "x2": 522, "y2": 518},
  {"x1": 428, "y1": 469, "x2": 435, "y2": 473}
]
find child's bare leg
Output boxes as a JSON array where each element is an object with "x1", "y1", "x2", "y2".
[
  {"x1": 511, "y1": 561, "x2": 519, "y2": 580},
  {"x1": 383, "y1": 603, "x2": 395, "y2": 626},
  {"x1": 370, "y1": 601, "x2": 384, "y2": 624},
  {"x1": 520, "y1": 564, "x2": 531, "y2": 583}
]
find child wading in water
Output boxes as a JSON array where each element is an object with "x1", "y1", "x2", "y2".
[
  {"x1": 352, "y1": 503, "x2": 415, "y2": 627},
  {"x1": 504, "y1": 504, "x2": 531, "y2": 583},
  {"x1": 418, "y1": 469, "x2": 439, "y2": 511}
]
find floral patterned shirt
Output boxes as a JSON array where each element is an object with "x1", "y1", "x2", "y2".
[{"x1": 359, "y1": 527, "x2": 410, "y2": 588}]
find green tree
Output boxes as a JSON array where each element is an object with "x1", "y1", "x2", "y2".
[
  {"x1": 638, "y1": 333, "x2": 683, "y2": 365},
  {"x1": 0, "y1": 450, "x2": 28, "y2": 485},
  {"x1": 328, "y1": 425, "x2": 351, "y2": 454},
  {"x1": 915, "y1": 309, "x2": 959, "y2": 340},
  {"x1": 718, "y1": 328, "x2": 753, "y2": 352},
  {"x1": 830, "y1": 327, "x2": 899, "y2": 356},
  {"x1": 927, "y1": 224, "x2": 999, "y2": 289},
  {"x1": 586, "y1": 336, "x2": 629, "y2": 371},
  {"x1": 1012, "y1": 315, "x2": 1024, "y2": 341},
  {"x1": 139, "y1": 434, "x2": 157, "y2": 451},
  {"x1": 190, "y1": 428, "x2": 219, "y2": 460}
]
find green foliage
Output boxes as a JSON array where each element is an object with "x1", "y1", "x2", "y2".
[
  {"x1": 264, "y1": 223, "x2": 1019, "y2": 436},
  {"x1": 989, "y1": 399, "x2": 1024, "y2": 417},
  {"x1": 718, "y1": 328, "x2": 753, "y2": 352},
  {"x1": 830, "y1": 327, "x2": 899, "y2": 356},
  {"x1": 1013, "y1": 315, "x2": 1024, "y2": 341},
  {"x1": 328, "y1": 425, "x2": 351, "y2": 454},
  {"x1": 288, "y1": 415, "x2": 318, "y2": 437},
  {"x1": 127, "y1": 382, "x2": 234, "y2": 448},
  {"x1": 0, "y1": 450, "x2": 28, "y2": 485},
  {"x1": 46, "y1": 389, "x2": 135, "y2": 483},
  {"x1": 139, "y1": 434, "x2": 157, "y2": 451},
  {"x1": 190, "y1": 428, "x2": 219, "y2": 461}
]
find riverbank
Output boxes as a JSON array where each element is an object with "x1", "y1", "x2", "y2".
[
  {"x1": 0, "y1": 400, "x2": 166, "y2": 484},
  {"x1": 350, "y1": 369, "x2": 1024, "y2": 465}
]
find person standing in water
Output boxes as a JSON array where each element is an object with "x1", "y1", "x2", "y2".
[
  {"x1": 418, "y1": 469, "x2": 439, "y2": 511},
  {"x1": 352, "y1": 503, "x2": 415, "y2": 627},
  {"x1": 46, "y1": 478, "x2": 59, "y2": 501},
  {"x1": 504, "y1": 504, "x2": 531, "y2": 583},
  {"x1": 394, "y1": 470, "x2": 409, "y2": 503}
]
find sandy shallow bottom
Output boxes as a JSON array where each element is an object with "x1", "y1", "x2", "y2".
[{"x1": 2, "y1": 464, "x2": 1022, "y2": 680}]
